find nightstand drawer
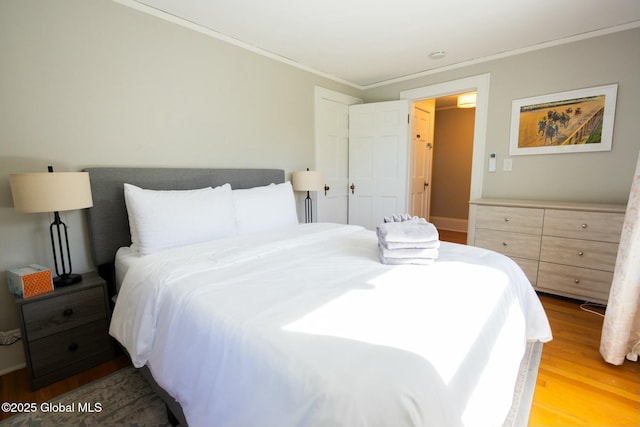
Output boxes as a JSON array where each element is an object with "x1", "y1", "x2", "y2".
[
  {"x1": 22, "y1": 286, "x2": 106, "y2": 341},
  {"x1": 29, "y1": 319, "x2": 112, "y2": 378}
]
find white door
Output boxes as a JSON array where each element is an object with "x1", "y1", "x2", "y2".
[
  {"x1": 314, "y1": 87, "x2": 362, "y2": 223},
  {"x1": 409, "y1": 100, "x2": 435, "y2": 219},
  {"x1": 348, "y1": 100, "x2": 411, "y2": 230}
]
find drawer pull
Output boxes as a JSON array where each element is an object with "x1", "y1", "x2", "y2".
[
  {"x1": 504, "y1": 217, "x2": 510, "y2": 222},
  {"x1": 63, "y1": 308, "x2": 74, "y2": 317},
  {"x1": 502, "y1": 242, "x2": 508, "y2": 246},
  {"x1": 581, "y1": 223, "x2": 588, "y2": 229},
  {"x1": 68, "y1": 342, "x2": 79, "y2": 352},
  {"x1": 574, "y1": 279, "x2": 581, "y2": 284},
  {"x1": 578, "y1": 251, "x2": 584, "y2": 256}
]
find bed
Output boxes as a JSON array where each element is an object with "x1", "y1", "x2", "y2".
[{"x1": 84, "y1": 167, "x2": 552, "y2": 427}]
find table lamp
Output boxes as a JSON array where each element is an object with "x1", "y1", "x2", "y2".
[
  {"x1": 10, "y1": 166, "x2": 93, "y2": 287},
  {"x1": 292, "y1": 169, "x2": 324, "y2": 223}
]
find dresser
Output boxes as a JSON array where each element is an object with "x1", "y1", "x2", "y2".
[
  {"x1": 15, "y1": 272, "x2": 115, "y2": 390},
  {"x1": 468, "y1": 199, "x2": 625, "y2": 304}
]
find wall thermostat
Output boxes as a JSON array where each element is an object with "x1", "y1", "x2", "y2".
[{"x1": 489, "y1": 153, "x2": 497, "y2": 172}]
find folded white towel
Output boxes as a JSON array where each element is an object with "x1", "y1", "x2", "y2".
[
  {"x1": 376, "y1": 219, "x2": 439, "y2": 248},
  {"x1": 380, "y1": 238, "x2": 441, "y2": 250},
  {"x1": 383, "y1": 213, "x2": 422, "y2": 223},
  {"x1": 378, "y1": 242, "x2": 439, "y2": 259},
  {"x1": 378, "y1": 245, "x2": 435, "y2": 265}
]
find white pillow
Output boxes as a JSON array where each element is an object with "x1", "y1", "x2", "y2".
[
  {"x1": 124, "y1": 183, "x2": 236, "y2": 255},
  {"x1": 232, "y1": 181, "x2": 298, "y2": 235}
]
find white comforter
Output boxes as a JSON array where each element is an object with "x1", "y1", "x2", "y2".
[{"x1": 110, "y1": 223, "x2": 552, "y2": 427}]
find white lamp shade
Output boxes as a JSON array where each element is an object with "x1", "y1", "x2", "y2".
[
  {"x1": 457, "y1": 92, "x2": 477, "y2": 108},
  {"x1": 291, "y1": 170, "x2": 324, "y2": 192},
  {"x1": 10, "y1": 172, "x2": 93, "y2": 213}
]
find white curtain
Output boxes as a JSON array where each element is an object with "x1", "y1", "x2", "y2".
[{"x1": 600, "y1": 151, "x2": 640, "y2": 365}]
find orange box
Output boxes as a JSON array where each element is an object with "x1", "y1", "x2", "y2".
[{"x1": 7, "y1": 264, "x2": 54, "y2": 298}]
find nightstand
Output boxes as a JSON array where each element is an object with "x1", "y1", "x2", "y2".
[{"x1": 15, "y1": 271, "x2": 115, "y2": 390}]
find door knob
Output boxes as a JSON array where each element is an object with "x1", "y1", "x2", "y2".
[
  {"x1": 324, "y1": 184, "x2": 330, "y2": 196},
  {"x1": 350, "y1": 183, "x2": 356, "y2": 194}
]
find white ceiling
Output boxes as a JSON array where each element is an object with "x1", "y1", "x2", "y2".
[{"x1": 125, "y1": 0, "x2": 640, "y2": 88}]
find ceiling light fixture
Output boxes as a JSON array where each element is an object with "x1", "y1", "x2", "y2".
[{"x1": 457, "y1": 92, "x2": 477, "y2": 108}]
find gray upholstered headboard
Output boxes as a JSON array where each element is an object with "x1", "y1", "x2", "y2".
[{"x1": 83, "y1": 167, "x2": 284, "y2": 294}]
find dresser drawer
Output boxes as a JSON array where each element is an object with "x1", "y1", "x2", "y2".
[
  {"x1": 29, "y1": 320, "x2": 112, "y2": 378},
  {"x1": 537, "y1": 262, "x2": 612, "y2": 303},
  {"x1": 475, "y1": 229, "x2": 541, "y2": 259},
  {"x1": 543, "y1": 209, "x2": 624, "y2": 242},
  {"x1": 21, "y1": 286, "x2": 107, "y2": 341},
  {"x1": 476, "y1": 205, "x2": 544, "y2": 234},
  {"x1": 540, "y1": 236, "x2": 619, "y2": 272},
  {"x1": 511, "y1": 257, "x2": 539, "y2": 285}
]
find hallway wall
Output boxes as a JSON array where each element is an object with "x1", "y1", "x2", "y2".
[{"x1": 431, "y1": 106, "x2": 475, "y2": 226}]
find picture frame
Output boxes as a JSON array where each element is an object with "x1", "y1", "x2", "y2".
[{"x1": 509, "y1": 84, "x2": 617, "y2": 156}]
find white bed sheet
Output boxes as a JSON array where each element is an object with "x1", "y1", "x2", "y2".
[
  {"x1": 114, "y1": 246, "x2": 139, "y2": 293},
  {"x1": 110, "y1": 223, "x2": 552, "y2": 427}
]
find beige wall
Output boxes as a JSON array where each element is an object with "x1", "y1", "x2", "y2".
[
  {"x1": 363, "y1": 28, "x2": 640, "y2": 205},
  {"x1": 0, "y1": 0, "x2": 360, "y2": 372},
  {"x1": 431, "y1": 107, "x2": 475, "y2": 220}
]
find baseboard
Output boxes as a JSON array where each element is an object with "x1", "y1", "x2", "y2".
[
  {"x1": 0, "y1": 362, "x2": 26, "y2": 377},
  {"x1": 430, "y1": 216, "x2": 468, "y2": 233},
  {"x1": 0, "y1": 339, "x2": 26, "y2": 376}
]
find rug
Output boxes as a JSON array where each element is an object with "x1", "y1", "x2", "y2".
[
  {"x1": 0, "y1": 367, "x2": 171, "y2": 427},
  {"x1": 1, "y1": 342, "x2": 542, "y2": 427},
  {"x1": 502, "y1": 341, "x2": 543, "y2": 427}
]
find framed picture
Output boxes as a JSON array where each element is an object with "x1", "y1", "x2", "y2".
[{"x1": 509, "y1": 84, "x2": 617, "y2": 156}]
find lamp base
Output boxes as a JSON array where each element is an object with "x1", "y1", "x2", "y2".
[{"x1": 54, "y1": 273, "x2": 83, "y2": 288}]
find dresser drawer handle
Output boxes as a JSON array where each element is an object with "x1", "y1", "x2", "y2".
[
  {"x1": 574, "y1": 279, "x2": 581, "y2": 284},
  {"x1": 504, "y1": 217, "x2": 510, "y2": 222},
  {"x1": 68, "y1": 342, "x2": 79, "y2": 352},
  {"x1": 63, "y1": 308, "x2": 74, "y2": 317},
  {"x1": 581, "y1": 223, "x2": 588, "y2": 229},
  {"x1": 502, "y1": 242, "x2": 508, "y2": 246},
  {"x1": 578, "y1": 251, "x2": 584, "y2": 256}
]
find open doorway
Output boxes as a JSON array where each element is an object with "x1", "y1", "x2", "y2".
[
  {"x1": 429, "y1": 94, "x2": 474, "y2": 233},
  {"x1": 401, "y1": 73, "x2": 490, "y2": 243}
]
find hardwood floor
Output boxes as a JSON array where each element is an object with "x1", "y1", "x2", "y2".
[
  {"x1": 531, "y1": 294, "x2": 640, "y2": 426},
  {"x1": 439, "y1": 229, "x2": 468, "y2": 244},
  {"x1": 1, "y1": 231, "x2": 638, "y2": 425}
]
